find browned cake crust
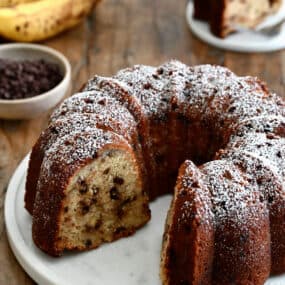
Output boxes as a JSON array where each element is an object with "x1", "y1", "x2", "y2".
[
  {"x1": 161, "y1": 160, "x2": 214, "y2": 285},
  {"x1": 25, "y1": 61, "x2": 285, "y2": 284},
  {"x1": 32, "y1": 129, "x2": 148, "y2": 256}
]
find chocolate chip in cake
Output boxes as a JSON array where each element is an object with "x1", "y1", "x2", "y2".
[
  {"x1": 114, "y1": 226, "x2": 126, "y2": 234},
  {"x1": 64, "y1": 206, "x2": 69, "y2": 213},
  {"x1": 157, "y1": 68, "x2": 164, "y2": 75},
  {"x1": 220, "y1": 201, "x2": 227, "y2": 211},
  {"x1": 257, "y1": 177, "x2": 263, "y2": 185},
  {"x1": 84, "y1": 98, "x2": 94, "y2": 104},
  {"x1": 98, "y1": 99, "x2": 106, "y2": 106},
  {"x1": 143, "y1": 82, "x2": 152, "y2": 90},
  {"x1": 78, "y1": 179, "x2": 88, "y2": 194},
  {"x1": 228, "y1": 106, "x2": 236, "y2": 113},
  {"x1": 85, "y1": 219, "x2": 102, "y2": 232},
  {"x1": 80, "y1": 201, "x2": 90, "y2": 215},
  {"x1": 223, "y1": 170, "x2": 233, "y2": 180},
  {"x1": 103, "y1": 168, "x2": 110, "y2": 175},
  {"x1": 267, "y1": 133, "x2": 276, "y2": 140},
  {"x1": 85, "y1": 239, "x2": 92, "y2": 247},
  {"x1": 276, "y1": 151, "x2": 282, "y2": 158},
  {"x1": 113, "y1": 176, "x2": 124, "y2": 185},
  {"x1": 110, "y1": 186, "x2": 120, "y2": 200}
]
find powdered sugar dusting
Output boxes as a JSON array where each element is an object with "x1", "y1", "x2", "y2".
[
  {"x1": 33, "y1": 60, "x2": 285, "y2": 254},
  {"x1": 177, "y1": 160, "x2": 214, "y2": 227},
  {"x1": 202, "y1": 160, "x2": 267, "y2": 227},
  {"x1": 38, "y1": 129, "x2": 118, "y2": 188}
]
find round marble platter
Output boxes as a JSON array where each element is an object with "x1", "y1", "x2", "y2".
[
  {"x1": 5, "y1": 154, "x2": 285, "y2": 284},
  {"x1": 186, "y1": 1, "x2": 285, "y2": 53}
]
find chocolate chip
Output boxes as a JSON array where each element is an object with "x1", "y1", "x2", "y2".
[
  {"x1": 266, "y1": 133, "x2": 276, "y2": 140},
  {"x1": 152, "y1": 74, "x2": 159, "y2": 79},
  {"x1": 110, "y1": 187, "x2": 120, "y2": 200},
  {"x1": 85, "y1": 239, "x2": 92, "y2": 247},
  {"x1": 114, "y1": 226, "x2": 126, "y2": 234},
  {"x1": 220, "y1": 201, "x2": 226, "y2": 210},
  {"x1": 90, "y1": 198, "x2": 97, "y2": 205},
  {"x1": 191, "y1": 181, "x2": 199, "y2": 188},
  {"x1": 268, "y1": 196, "x2": 274, "y2": 203},
  {"x1": 103, "y1": 168, "x2": 110, "y2": 175},
  {"x1": 50, "y1": 126, "x2": 59, "y2": 135},
  {"x1": 98, "y1": 99, "x2": 106, "y2": 105},
  {"x1": 228, "y1": 106, "x2": 236, "y2": 113},
  {"x1": 276, "y1": 151, "x2": 282, "y2": 158},
  {"x1": 0, "y1": 58, "x2": 63, "y2": 100},
  {"x1": 85, "y1": 219, "x2": 102, "y2": 232},
  {"x1": 143, "y1": 83, "x2": 151, "y2": 90},
  {"x1": 78, "y1": 179, "x2": 88, "y2": 194},
  {"x1": 84, "y1": 98, "x2": 94, "y2": 104},
  {"x1": 223, "y1": 170, "x2": 233, "y2": 180},
  {"x1": 113, "y1": 176, "x2": 124, "y2": 185},
  {"x1": 64, "y1": 206, "x2": 69, "y2": 213},
  {"x1": 256, "y1": 165, "x2": 262, "y2": 171},
  {"x1": 245, "y1": 123, "x2": 253, "y2": 129},
  {"x1": 157, "y1": 68, "x2": 164, "y2": 75},
  {"x1": 257, "y1": 177, "x2": 263, "y2": 186},
  {"x1": 81, "y1": 205, "x2": 90, "y2": 215},
  {"x1": 80, "y1": 201, "x2": 90, "y2": 215}
]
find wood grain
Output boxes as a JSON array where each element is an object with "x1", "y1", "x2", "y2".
[{"x1": 0, "y1": 0, "x2": 284, "y2": 283}]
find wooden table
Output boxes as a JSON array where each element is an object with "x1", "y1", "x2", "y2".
[{"x1": 0, "y1": 0, "x2": 284, "y2": 283}]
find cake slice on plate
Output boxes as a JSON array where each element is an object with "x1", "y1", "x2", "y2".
[{"x1": 193, "y1": 0, "x2": 283, "y2": 38}]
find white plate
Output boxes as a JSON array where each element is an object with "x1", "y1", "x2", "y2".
[
  {"x1": 4, "y1": 154, "x2": 285, "y2": 284},
  {"x1": 186, "y1": 2, "x2": 285, "y2": 53}
]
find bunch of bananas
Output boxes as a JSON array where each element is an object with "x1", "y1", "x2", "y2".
[{"x1": 0, "y1": 0, "x2": 100, "y2": 42}]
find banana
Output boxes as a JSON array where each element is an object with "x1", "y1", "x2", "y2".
[
  {"x1": 0, "y1": 0, "x2": 99, "y2": 42},
  {"x1": 0, "y1": 0, "x2": 38, "y2": 8}
]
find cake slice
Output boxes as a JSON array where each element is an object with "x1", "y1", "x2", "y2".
[
  {"x1": 32, "y1": 129, "x2": 150, "y2": 256},
  {"x1": 194, "y1": 0, "x2": 283, "y2": 38},
  {"x1": 160, "y1": 160, "x2": 214, "y2": 285}
]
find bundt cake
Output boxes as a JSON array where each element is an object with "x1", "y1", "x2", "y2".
[
  {"x1": 193, "y1": 0, "x2": 283, "y2": 38},
  {"x1": 25, "y1": 61, "x2": 285, "y2": 284}
]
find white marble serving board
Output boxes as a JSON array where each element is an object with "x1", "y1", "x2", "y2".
[
  {"x1": 186, "y1": 1, "x2": 285, "y2": 52},
  {"x1": 4, "y1": 154, "x2": 285, "y2": 284}
]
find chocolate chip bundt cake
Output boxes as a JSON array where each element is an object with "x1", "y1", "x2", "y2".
[
  {"x1": 193, "y1": 0, "x2": 283, "y2": 38},
  {"x1": 25, "y1": 61, "x2": 285, "y2": 284}
]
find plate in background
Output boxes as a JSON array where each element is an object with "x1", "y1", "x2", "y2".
[{"x1": 186, "y1": 1, "x2": 285, "y2": 52}]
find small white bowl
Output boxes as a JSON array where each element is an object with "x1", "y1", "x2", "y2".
[{"x1": 0, "y1": 43, "x2": 71, "y2": 120}]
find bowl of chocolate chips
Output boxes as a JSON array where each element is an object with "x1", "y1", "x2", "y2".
[{"x1": 0, "y1": 43, "x2": 71, "y2": 119}]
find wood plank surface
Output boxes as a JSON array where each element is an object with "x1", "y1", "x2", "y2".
[{"x1": 0, "y1": 0, "x2": 284, "y2": 284}]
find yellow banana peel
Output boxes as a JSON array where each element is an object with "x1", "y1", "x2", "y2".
[
  {"x1": 0, "y1": 0, "x2": 38, "y2": 8},
  {"x1": 0, "y1": 0, "x2": 99, "y2": 42}
]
